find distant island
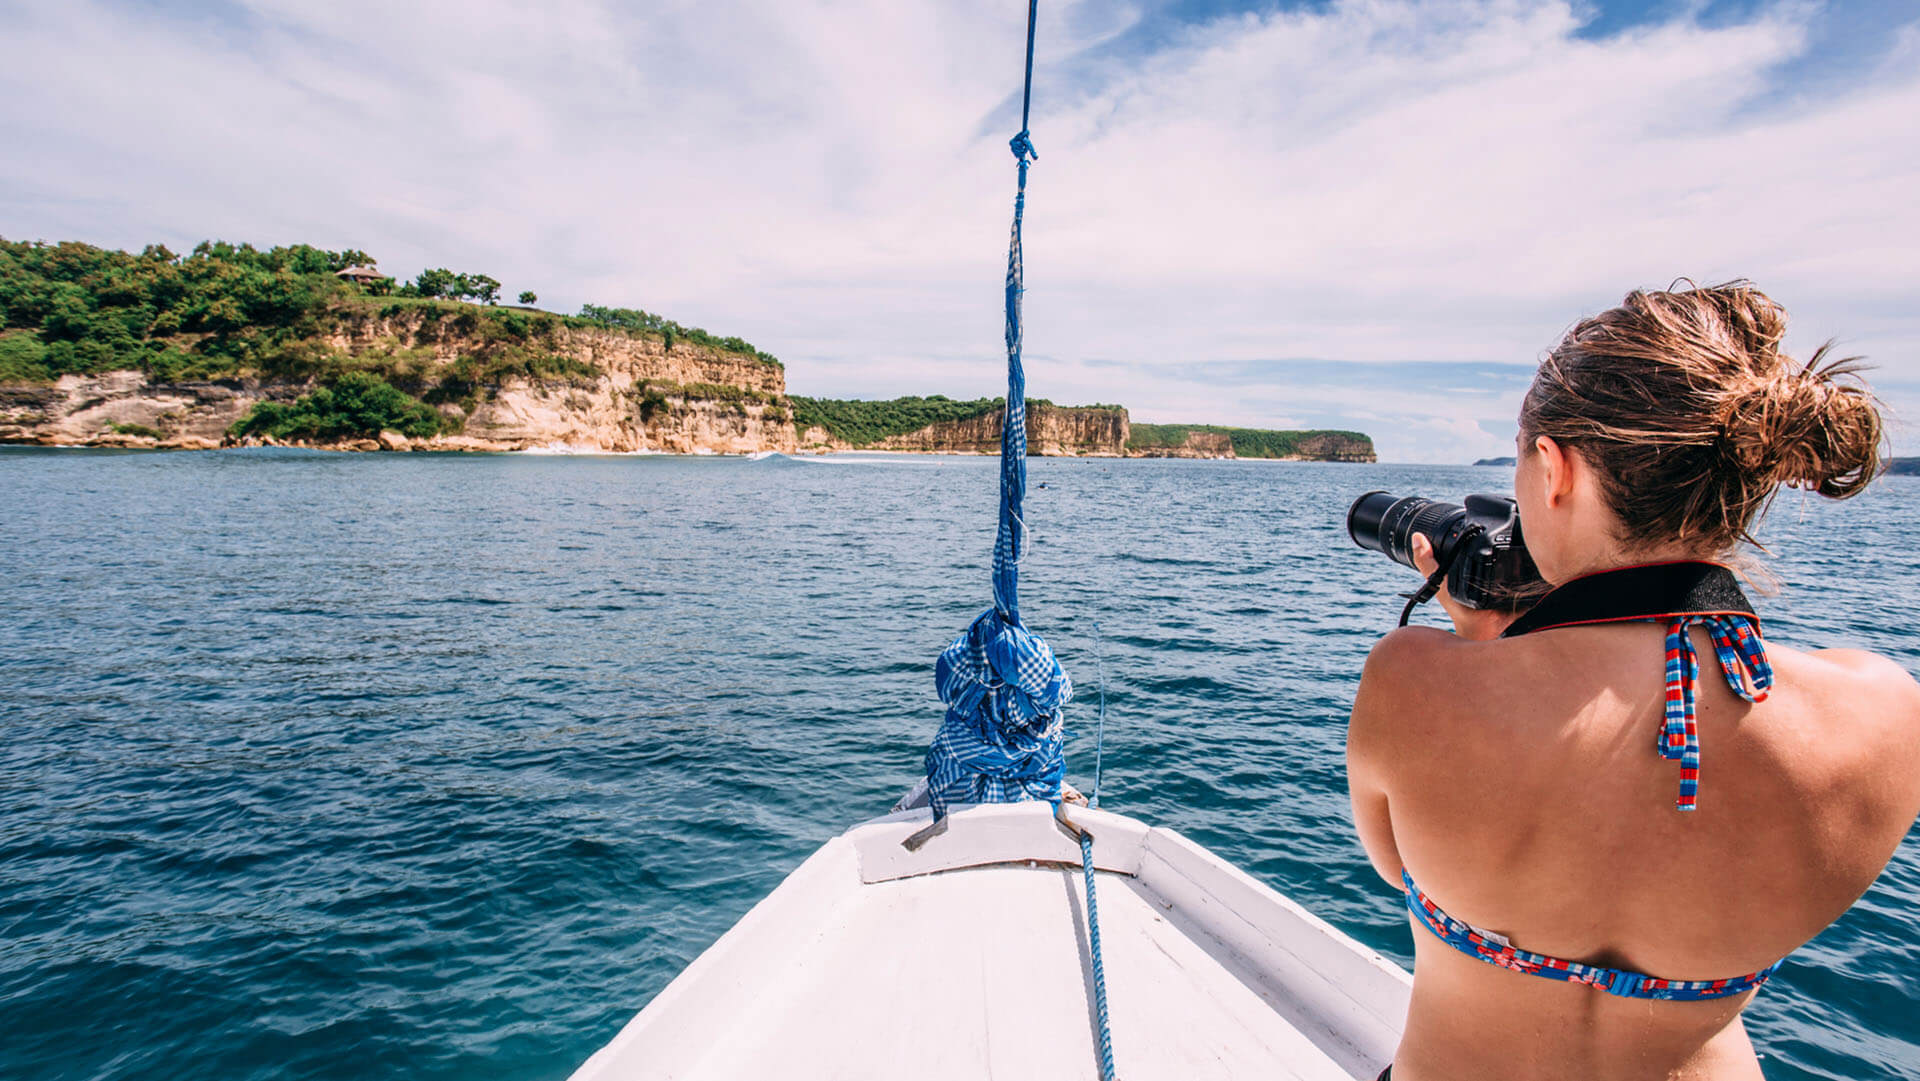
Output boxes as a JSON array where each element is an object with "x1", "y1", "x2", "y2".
[
  {"x1": 0, "y1": 237, "x2": 1373, "y2": 461},
  {"x1": 1473, "y1": 456, "x2": 1516, "y2": 467}
]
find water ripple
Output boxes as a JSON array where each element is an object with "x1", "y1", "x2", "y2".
[{"x1": 0, "y1": 449, "x2": 1914, "y2": 1081}]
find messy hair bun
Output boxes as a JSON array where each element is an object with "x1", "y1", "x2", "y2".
[{"x1": 1520, "y1": 281, "x2": 1883, "y2": 552}]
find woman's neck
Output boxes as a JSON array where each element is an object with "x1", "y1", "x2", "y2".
[{"x1": 1551, "y1": 542, "x2": 1723, "y2": 585}]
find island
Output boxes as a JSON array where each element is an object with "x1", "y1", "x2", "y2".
[
  {"x1": 1473, "y1": 456, "x2": 1517, "y2": 467},
  {"x1": 0, "y1": 237, "x2": 1373, "y2": 461},
  {"x1": 1886, "y1": 458, "x2": 1919, "y2": 476}
]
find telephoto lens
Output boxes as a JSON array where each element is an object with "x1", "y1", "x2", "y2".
[
  {"x1": 1346, "y1": 491, "x2": 1474, "y2": 571},
  {"x1": 1347, "y1": 490, "x2": 1544, "y2": 615}
]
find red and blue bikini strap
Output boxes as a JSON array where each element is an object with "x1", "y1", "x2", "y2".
[
  {"x1": 1502, "y1": 562, "x2": 1771, "y2": 812},
  {"x1": 1402, "y1": 868, "x2": 1782, "y2": 1000},
  {"x1": 1660, "y1": 614, "x2": 1772, "y2": 811}
]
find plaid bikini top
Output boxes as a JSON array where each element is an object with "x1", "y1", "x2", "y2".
[{"x1": 1403, "y1": 561, "x2": 1783, "y2": 1001}]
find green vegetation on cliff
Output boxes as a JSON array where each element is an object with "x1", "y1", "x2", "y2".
[
  {"x1": 577, "y1": 304, "x2": 780, "y2": 368},
  {"x1": 787, "y1": 395, "x2": 1116, "y2": 446},
  {"x1": 788, "y1": 395, "x2": 1002, "y2": 445},
  {"x1": 0, "y1": 239, "x2": 365, "y2": 381},
  {"x1": 1128, "y1": 423, "x2": 1374, "y2": 459},
  {"x1": 0, "y1": 237, "x2": 781, "y2": 386},
  {"x1": 230, "y1": 372, "x2": 447, "y2": 441}
]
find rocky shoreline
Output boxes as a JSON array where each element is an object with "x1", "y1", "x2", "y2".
[{"x1": 1, "y1": 308, "x2": 1374, "y2": 461}]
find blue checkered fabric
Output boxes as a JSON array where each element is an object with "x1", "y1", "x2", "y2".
[
  {"x1": 921, "y1": 125, "x2": 1074, "y2": 819},
  {"x1": 924, "y1": 608, "x2": 1072, "y2": 815}
]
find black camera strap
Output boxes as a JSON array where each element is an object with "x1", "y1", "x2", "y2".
[
  {"x1": 1397, "y1": 525, "x2": 1484, "y2": 627},
  {"x1": 1501, "y1": 561, "x2": 1758, "y2": 638}
]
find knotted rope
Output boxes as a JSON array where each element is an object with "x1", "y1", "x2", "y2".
[
  {"x1": 914, "y1": 6, "x2": 1119, "y2": 1076},
  {"x1": 921, "y1": 0, "x2": 1071, "y2": 820}
]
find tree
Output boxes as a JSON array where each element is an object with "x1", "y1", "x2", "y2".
[
  {"x1": 465, "y1": 274, "x2": 501, "y2": 305},
  {"x1": 413, "y1": 268, "x2": 456, "y2": 298},
  {"x1": 518, "y1": 290, "x2": 537, "y2": 305}
]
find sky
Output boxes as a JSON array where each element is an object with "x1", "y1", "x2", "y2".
[{"x1": 2, "y1": 0, "x2": 1915, "y2": 463}]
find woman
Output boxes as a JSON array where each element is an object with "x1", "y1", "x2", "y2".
[{"x1": 1347, "y1": 282, "x2": 1920, "y2": 1081}]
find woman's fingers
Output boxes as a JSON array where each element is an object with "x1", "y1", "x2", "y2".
[{"x1": 1411, "y1": 532, "x2": 1439, "y2": 577}]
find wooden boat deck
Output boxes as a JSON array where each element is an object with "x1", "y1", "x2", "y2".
[{"x1": 571, "y1": 803, "x2": 1409, "y2": 1080}]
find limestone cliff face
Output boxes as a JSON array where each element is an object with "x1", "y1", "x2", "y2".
[
  {"x1": 1128, "y1": 430, "x2": 1233, "y2": 459},
  {"x1": 0, "y1": 372, "x2": 258, "y2": 449},
  {"x1": 323, "y1": 309, "x2": 784, "y2": 397},
  {"x1": 1287, "y1": 433, "x2": 1376, "y2": 463},
  {"x1": 445, "y1": 380, "x2": 795, "y2": 455},
  {"x1": 796, "y1": 403, "x2": 1130, "y2": 456},
  {"x1": 0, "y1": 309, "x2": 795, "y2": 453},
  {"x1": 0, "y1": 307, "x2": 1377, "y2": 460},
  {"x1": 1128, "y1": 427, "x2": 1375, "y2": 461}
]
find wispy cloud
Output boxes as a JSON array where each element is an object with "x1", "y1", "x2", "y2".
[{"x1": 1, "y1": 0, "x2": 1914, "y2": 462}]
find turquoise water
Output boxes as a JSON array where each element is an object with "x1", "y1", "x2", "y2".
[{"x1": 2, "y1": 447, "x2": 1915, "y2": 1081}]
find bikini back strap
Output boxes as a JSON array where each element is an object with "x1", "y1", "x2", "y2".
[
  {"x1": 1501, "y1": 562, "x2": 1773, "y2": 810},
  {"x1": 1660, "y1": 614, "x2": 1772, "y2": 809},
  {"x1": 1402, "y1": 869, "x2": 1783, "y2": 1001}
]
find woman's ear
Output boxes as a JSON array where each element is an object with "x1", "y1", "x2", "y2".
[{"x1": 1534, "y1": 435, "x2": 1575, "y2": 508}]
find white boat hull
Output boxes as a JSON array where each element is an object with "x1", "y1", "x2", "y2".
[{"x1": 571, "y1": 802, "x2": 1410, "y2": 1080}]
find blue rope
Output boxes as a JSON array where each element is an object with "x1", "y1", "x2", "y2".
[
  {"x1": 1089, "y1": 621, "x2": 1106, "y2": 809},
  {"x1": 921, "y1": 0, "x2": 1067, "y2": 818},
  {"x1": 1080, "y1": 831, "x2": 1117, "y2": 1081},
  {"x1": 919, "y1": 6, "x2": 1120, "y2": 1075}
]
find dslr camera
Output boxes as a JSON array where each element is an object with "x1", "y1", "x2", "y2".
[{"x1": 1347, "y1": 491, "x2": 1546, "y2": 623}]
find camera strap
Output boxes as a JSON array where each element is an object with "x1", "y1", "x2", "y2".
[
  {"x1": 1500, "y1": 561, "x2": 1758, "y2": 638},
  {"x1": 1397, "y1": 525, "x2": 1484, "y2": 627}
]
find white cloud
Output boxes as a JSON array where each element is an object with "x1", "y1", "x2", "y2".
[{"x1": 1, "y1": 0, "x2": 1915, "y2": 462}]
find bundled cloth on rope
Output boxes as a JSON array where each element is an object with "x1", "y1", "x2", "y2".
[
  {"x1": 921, "y1": 13, "x2": 1072, "y2": 822},
  {"x1": 913, "y1": 10, "x2": 1120, "y2": 1076}
]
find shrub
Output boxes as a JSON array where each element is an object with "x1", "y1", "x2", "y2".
[
  {"x1": 576, "y1": 303, "x2": 778, "y2": 367},
  {"x1": 229, "y1": 371, "x2": 445, "y2": 441},
  {"x1": 0, "y1": 333, "x2": 50, "y2": 381},
  {"x1": 0, "y1": 236, "x2": 365, "y2": 380},
  {"x1": 1125, "y1": 423, "x2": 1373, "y2": 458},
  {"x1": 787, "y1": 395, "x2": 1006, "y2": 445}
]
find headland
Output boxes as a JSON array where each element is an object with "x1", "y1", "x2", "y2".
[{"x1": 0, "y1": 237, "x2": 1373, "y2": 461}]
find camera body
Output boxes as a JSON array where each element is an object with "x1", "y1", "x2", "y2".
[{"x1": 1347, "y1": 491, "x2": 1545, "y2": 611}]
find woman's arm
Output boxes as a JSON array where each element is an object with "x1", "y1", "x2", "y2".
[{"x1": 1347, "y1": 629, "x2": 1433, "y2": 889}]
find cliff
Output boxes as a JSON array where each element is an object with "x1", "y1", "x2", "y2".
[
  {"x1": 1127, "y1": 428, "x2": 1234, "y2": 459},
  {"x1": 1127, "y1": 423, "x2": 1376, "y2": 462},
  {"x1": 0, "y1": 307, "x2": 795, "y2": 453},
  {"x1": 790, "y1": 402, "x2": 1376, "y2": 461},
  {"x1": 0, "y1": 237, "x2": 1377, "y2": 459},
  {"x1": 797, "y1": 401, "x2": 1127, "y2": 456}
]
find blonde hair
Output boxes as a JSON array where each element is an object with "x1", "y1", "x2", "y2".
[{"x1": 1520, "y1": 281, "x2": 1883, "y2": 552}]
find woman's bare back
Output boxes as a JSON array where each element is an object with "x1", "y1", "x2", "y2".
[{"x1": 1349, "y1": 621, "x2": 1920, "y2": 1080}]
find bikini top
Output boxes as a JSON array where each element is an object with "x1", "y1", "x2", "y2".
[{"x1": 1401, "y1": 561, "x2": 1784, "y2": 1001}]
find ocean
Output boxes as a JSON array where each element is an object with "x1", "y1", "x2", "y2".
[{"x1": 2, "y1": 447, "x2": 1915, "y2": 1080}]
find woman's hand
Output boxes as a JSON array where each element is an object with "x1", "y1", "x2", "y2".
[{"x1": 1410, "y1": 533, "x2": 1524, "y2": 641}]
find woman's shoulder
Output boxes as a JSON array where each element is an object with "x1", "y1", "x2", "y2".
[
  {"x1": 1350, "y1": 625, "x2": 1527, "y2": 752},
  {"x1": 1357, "y1": 623, "x2": 1543, "y2": 704},
  {"x1": 1769, "y1": 643, "x2": 1920, "y2": 726},
  {"x1": 1790, "y1": 642, "x2": 1919, "y2": 685},
  {"x1": 1767, "y1": 643, "x2": 1920, "y2": 782}
]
